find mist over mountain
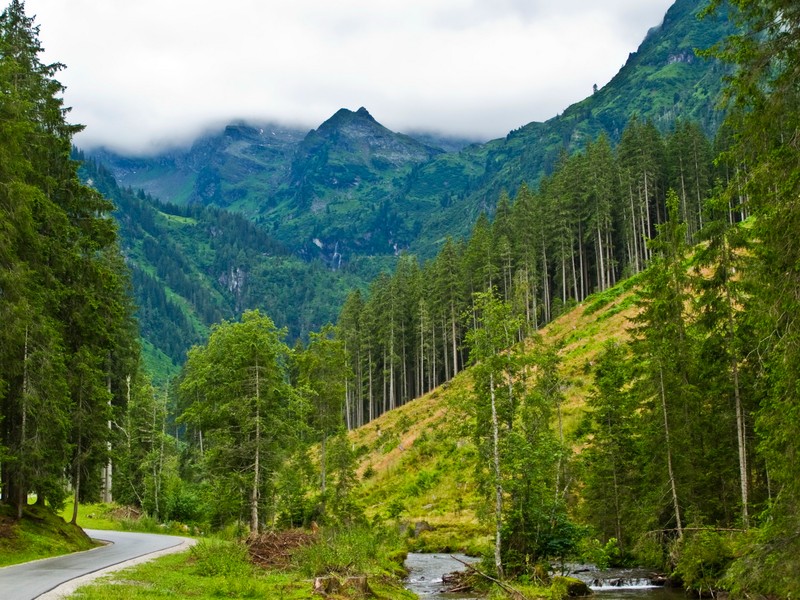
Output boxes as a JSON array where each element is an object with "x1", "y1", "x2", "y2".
[
  {"x1": 93, "y1": 0, "x2": 731, "y2": 264},
  {"x1": 85, "y1": 0, "x2": 735, "y2": 376}
]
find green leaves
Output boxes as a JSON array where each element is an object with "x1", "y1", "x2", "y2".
[
  {"x1": 178, "y1": 310, "x2": 295, "y2": 530},
  {"x1": 0, "y1": 1, "x2": 139, "y2": 517}
]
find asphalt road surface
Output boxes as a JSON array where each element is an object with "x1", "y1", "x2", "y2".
[{"x1": 0, "y1": 529, "x2": 194, "y2": 599}]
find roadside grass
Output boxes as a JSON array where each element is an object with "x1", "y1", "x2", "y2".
[
  {"x1": 0, "y1": 503, "x2": 95, "y2": 567},
  {"x1": 58, "y1": 501, "x2": 199, "y2": 536},
  {"x1": 68, "y1": 531, "x2": 415, "y2": 600}
]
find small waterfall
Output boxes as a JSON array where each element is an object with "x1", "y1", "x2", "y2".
[{"x1": 564, "y1": 563, "x2": 668, "y2": 591}]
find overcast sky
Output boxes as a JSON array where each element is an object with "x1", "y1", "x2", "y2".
[{"x1": 24, "y1": 0, "x2": 675, "y2": 154}]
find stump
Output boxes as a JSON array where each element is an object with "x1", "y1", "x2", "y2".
[
  {"x1": 313, "y1": 576, "x2": 340, "y2": 595},
  {"x1": 313, "y1": 574, "x2": 372, "y2": 597},
  {"x1": 344, "y1": 575, "x2": 371, "y2": 595}
]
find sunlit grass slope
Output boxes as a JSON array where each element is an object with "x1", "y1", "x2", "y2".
[{"x1": 350, "y1": 275, "x2": 642, "y2": 553}]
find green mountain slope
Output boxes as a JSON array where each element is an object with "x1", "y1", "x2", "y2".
[
  {"x1": 91, "y1": 0, "x2": 733, "y2": 265},
  {"x1": 80, "y1": 158, "x2": 365, "y2": 382},
  {"x1": 404, "y1": 0, "x2": 734, "y2": 254},
  {"x1": 349, "y1": 277, "x2": 640, "y2": 551}
]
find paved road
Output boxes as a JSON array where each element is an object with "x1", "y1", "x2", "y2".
[{"x1": 0, "y1": 529, "x2": 194, "y2": 600}]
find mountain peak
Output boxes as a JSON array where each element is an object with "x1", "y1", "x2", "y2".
[{"x1": 324, "y1": 106, "x2": 377, "y2": 129}]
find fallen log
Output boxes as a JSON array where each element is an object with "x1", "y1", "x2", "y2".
[{"x1": 450, "y1": 555, "x2": 530, "y2": 600}]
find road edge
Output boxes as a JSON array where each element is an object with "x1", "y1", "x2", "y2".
[{"x1": 36, "y1": 535, "x2": 197, "y2": 599}]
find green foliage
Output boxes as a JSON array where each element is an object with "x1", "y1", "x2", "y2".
[
  {"x1": 577, "y1": 537, "x2": 622, "y2": 570},
  {"x1": 190, "y1": 539, "x2": 253, "y2": 578},
  {"x1": 673, "y1": 530, "x2": 735, "y2": 594},
  {"x1": 0, "y1": 0, "x2": 139, "y2": 521},
  {"x1": 177, "y1": 310, "x2": 296, "y2": 533},
  {"x1": 291, "y1": 525, "x2": 406, "y2": 579},
  {"x1": 385, "y1": 499, "x2": 405, "y2": 520}
]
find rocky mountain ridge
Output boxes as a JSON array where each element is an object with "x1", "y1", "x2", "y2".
[{"x1": 92, "y1": 0, "x2": 734, "y2": 268}]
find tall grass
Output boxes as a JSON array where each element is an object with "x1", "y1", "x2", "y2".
[{"x1": 291, "y1": 526, "x2": 406, "y2": 578}]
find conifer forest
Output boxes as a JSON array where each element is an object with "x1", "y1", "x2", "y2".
[{"x1": 2, "y1": 0, "x2": 800, "y2": 597}]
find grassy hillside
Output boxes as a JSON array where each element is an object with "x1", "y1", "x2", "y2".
[
  {"x1": 0, "y1": 504, "x2": 95, "y2": 567},
  {"x1": 349, "y1": 275, "x2": 642, "y2": 553}
]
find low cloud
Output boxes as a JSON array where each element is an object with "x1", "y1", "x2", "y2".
[{"x1": 26, "y1": 0, "x2": 674, "y2": 154}]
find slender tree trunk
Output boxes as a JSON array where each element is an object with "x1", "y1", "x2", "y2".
[
  {"x1": 368, "y1": 350, "x2": 374, "y2": 423},
  {"x1": 659, "y1": 365, "x2": 683, "y2": 539},
  {"x1": 19, "y1": 326, "x2": 29, "y2": 519},
  {"x1": 389, "y1": 322, "x2": 396, "y2": 410},
  {"x1": 733, "y1": 355, "x2": 748, "y2": 528},
  {"x1": 71, "y1": 462, "x2": 81, "y2": 525},
  {"x1": 251, "y1": 364, "x2": 261, "y2": 534},
  {"x1": 490, "y1": 372, "x2": 504, "y2": 579},
  {"x1": 451, "y1": 301, "x2": 459, "y2": 377},
  {"x1": 441, "y1": 318, "x2": 449, "y2": 383},
  {"x1": 71, "y1": 386, "x2": 83, "y2": 525},
  {"x1": 571, "y1": 243, "x2": 579, "y2": 301},
  {"x1": 102, "y1": 371, "x2": 113, "y2": 503},
  {"x1": 345, "y1": 379, "x2": 352, "y2": 431}
]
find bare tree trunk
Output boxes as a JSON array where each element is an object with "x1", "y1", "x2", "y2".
[
  {"x1": 71, "y1": 463, "x2": 81, "y2": 525},
  {"x1": 345, "y1": 378, "x2": 352, "y2": 431},
  {"x1": 659, "y1": 365, "x2": 682, "y2": 539},
  {"x1": 490, "y1": 372, "x2": 504, "y2": 579},
  {"x1": 451, "y1": 300, "x2": 459, "y2": 377},
  {"x1": 733, "y1": 356, "x2": 748, "y2": 528},
  {"x1": 102, "y1": 370, "x2": 113, "y2": 503},
  {"x1": 368, "y1": 350, "x2": 374, "y2": 423},
  {"x1": 251, "y1": 363, "x2": 261, "y2": 534},
  {"x1": 19, "y1": 326, "x2": 29, "y2": 519}
]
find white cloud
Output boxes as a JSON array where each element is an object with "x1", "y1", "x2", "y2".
[{"x1": 24, "y1": 0, "x2": 674, "y2": 154}]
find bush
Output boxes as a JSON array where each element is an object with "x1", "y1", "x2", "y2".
[
  {"x1": 674, "y1": 530, "x2": 735, "y2": 594},
  {"x1": 292, "y1": 526, "x2": 405, "y2": 578},
  {"x1": 578, "y1": 537, "x2": 622, "y2": 569}
]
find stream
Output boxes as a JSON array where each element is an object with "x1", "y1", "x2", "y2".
[
  {"x1": 404, "y1": 554, "x2": 688, "y2": 600},
  {"x1": 404, "y1": 553, "x2": 481, "y2": 599}
]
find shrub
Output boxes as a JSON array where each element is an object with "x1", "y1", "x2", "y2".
[
  {"x1": 292, "y1": 526, "x2": 404, "y2": 578},
  {"x1": 674, "y1": 530, "x2": 734, "y2": 594},
  {"x1": 190, "y1": 539, "x2": 253, "y2": 578}
]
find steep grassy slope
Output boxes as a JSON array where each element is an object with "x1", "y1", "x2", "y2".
[{"x1": 349, "y1": 277, "x2": 641, "y2": 552}]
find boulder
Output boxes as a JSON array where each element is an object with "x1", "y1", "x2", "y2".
[{"x1": 552, "y1": 576, "x2": 593, "y2": 598}]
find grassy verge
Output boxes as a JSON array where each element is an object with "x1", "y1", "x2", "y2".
[
  {"x1": 58, "y1": 501, "x2": 200, "y2": 536},
  {"x1": 0, "y1": 503, "x2": 96, "y2": 567},
  {"x1": 68, "y1": 527, "x2": 415, "y2": 600}
]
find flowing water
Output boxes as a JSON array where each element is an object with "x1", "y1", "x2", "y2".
[
  {"x1": 404, "y1": 554, "x2": 687, "y2": 600},
  {"x1": 592, "y1": 589, "x2": 687, "y2": 600},
  {"x1": 404, "y1": 553, "x2": 481, "y2": 599}
]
